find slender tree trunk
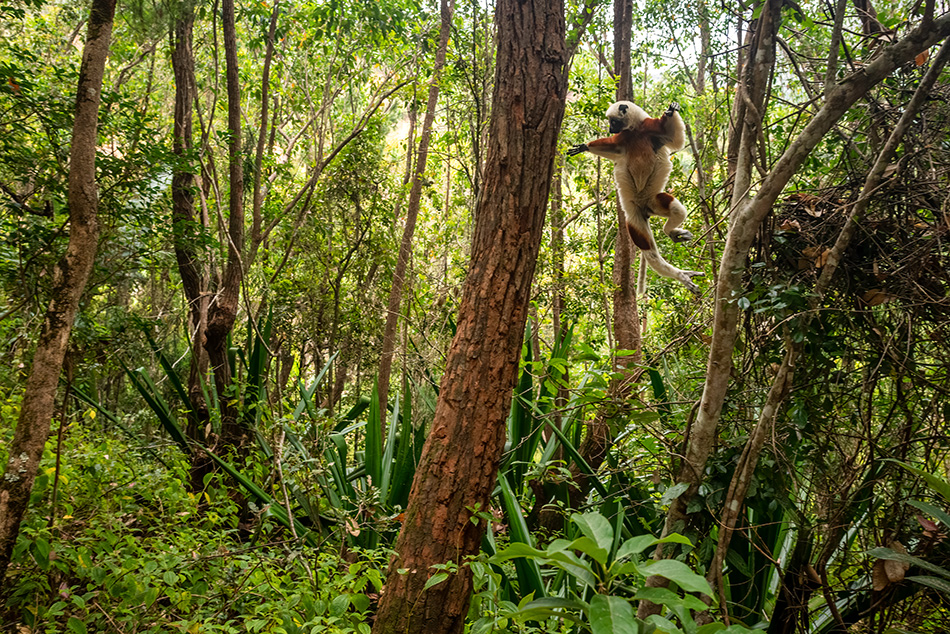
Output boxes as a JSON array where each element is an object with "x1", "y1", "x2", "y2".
[
  {"x1": 377, "y1": 0, "x2": 455, "y2": 434},
  {"x1": 703, "y1": 37, "x2": 950, "y2": 618},
  {"x1": 205, "y1": 0, "x2": 246, "y2": 450},
  {"x1": 610, "y1": 0, "x2": 638, "y2": 357},
  {"x1": 371, "y1": 0, "x2": 568, "y2": 630},
  {"x1": 568, "y1": 0, "x2": 639, "y2": 513},
  {"x1": 0, "y1": 0, "x2": 115, "y2": 590},
  {"x1": 534, "y1": 0, "x2": 638, "y2": 532},
  {"x1": 640, "y1": 10, "x2": 950, "y2": 618},
  {"x1": 171, "y1": 1, "x2": 212, "y2": 451}
]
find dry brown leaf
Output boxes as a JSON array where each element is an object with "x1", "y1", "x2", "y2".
[
  {"x1": 916, "y1": 50, "x2": 930, "y2": 66},
  {"x1": 872, "y1": 559, "x2": 890, "y2": 591},
  {"x1": 884, "y1": 542, "x2": 910, "y2": 582},
  {"x1": 779, "y1": 219, "x2": 802, "y2": 231},
  {"x1": 862, "y1": 289, "x2": 893, "y2": 306}
]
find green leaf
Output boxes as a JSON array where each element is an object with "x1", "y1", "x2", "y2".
[
  {"x1": 569, "y1": 536, "x2": 609, "y2": 566},
  {"x1": 905, "y1": 575, "x2": 950, "y2": 594},
  {"x1": 67, "y1": 617, "x2": 88, "y2": 634},
  {"x1": 572, "y1": 512, "x2": 614, "y2": 555},
  {"x1": 616, "y1": 533, "x2": 692, "y2": 561},
  {"x1": 907, "y1": 499, "x2": 950, "y2": 529},
  {"x1": 513, "y1": 597, "x2": 587, "y2": 622},
  {"x1": 643, "y1": 559, "x2": 713, "y2": 596},
  {"x1": 660, "y1": 482, "x2": 689, "y2": 506},
  {"x1": 365, "y1": 379, "x2": 382, "y2": 489},
  {"x1": 634, "y1": 587, "x2": 708, "y2": 611},
  {"x1": 329, "y1": 593, "x2": 350, "y2": 617},
  {"x1": 423, "y1": 572, "x2": 449, "y2": 591},
  {"x1": 868, "y1": 547, "x2": 950, "y2": 578},
  {"x1": 589, "y1": 595, "x2": 638, "y2": 634},
  {"x1": 892, "y1": 461, "x2": 950, "y2": 503},
  {"x1": 498, "y1": 473, "x2": 546, "y2": 599},
  {"x1": 645, "y1": 614, "x2": 684, "y2": 633}
]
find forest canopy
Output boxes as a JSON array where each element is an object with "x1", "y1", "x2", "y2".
[{"x1": 1, "y1": 0, "x2": 950, "y2": 632}]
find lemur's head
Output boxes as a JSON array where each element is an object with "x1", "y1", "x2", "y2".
[{"x1": 606, "y1": 101, "x2": 648, "y2": 134}]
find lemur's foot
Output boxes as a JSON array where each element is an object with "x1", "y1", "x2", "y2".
[
  {"x1": 669, "y1": 228, "x2": 694, "y2": 243},
  {"x1": 666, "y1": 102, "x2": 681, "y2": 116}
]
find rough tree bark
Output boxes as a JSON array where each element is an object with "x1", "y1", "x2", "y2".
[
  {"x1": 640, "y1": 9, "x2": 950, "y2": 617},
  {"x1": 370, "y1": 0, "x2": 568, "y2": 631},
  {"x1": 377, "y1": 0, "x2": 454, "y2": 434},
  {"x1": 205, "y1": 0, "x2": 246, "y2": 450},
  {"x1": 170, "y1": 0, "x2": 212, "y2": 454},
  {"x1": 0, "y1": 0, "x2": 116, "y2": 590}
]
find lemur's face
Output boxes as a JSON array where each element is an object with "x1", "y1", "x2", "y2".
[{"x1": 608, "y1": 103, "x2": 629, "y2": 133}]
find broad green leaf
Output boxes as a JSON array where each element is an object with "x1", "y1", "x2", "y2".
[
  {"x1": 67, "y1": 617, "x2": 87, "y2": 634},
  {"x1": 645, "y1": 613, "x2": 684, "y2": 634},
  {"x1": 572, "y1": 511, "x2": 614, "y2": 553},
  {"x1": 513, "y1": 597, "x2": 587, "y2": 622},
  {"x1": 491, "y1": 542, "x2": 548, "y2": 562},
  {"x1": 589, "y1": 595, "x2": 638, "y2": 634},
  {"x1": 643, "y1": 559, "x2": 713, "y2": 596},
  {"x1": 569, "y1": 536, "x2": 609, "y2": 566},
  {"x1": 634, "y1": 586, "x2": 708, "y2": 611},
  {"x1": 617, "y1": 533, "x2": 692, "y2": 561},
  {"x1": 659, "y1": 482, "x2": 689, "y2": 506},
  {"x1": 423, "y1": 572, "x2": 449, "y2": 591}
]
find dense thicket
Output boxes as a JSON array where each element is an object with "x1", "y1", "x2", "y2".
[{"x1": 1, "y1": 0, "x2": 949, "y2": 632}]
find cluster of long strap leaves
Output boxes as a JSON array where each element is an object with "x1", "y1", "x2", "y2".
[
  {"x1": 75, "y1": 316, "x2": 425, "y2": 550},
  {"x1": 73, "y1": 317, "x2": 943, "y2": 632}
]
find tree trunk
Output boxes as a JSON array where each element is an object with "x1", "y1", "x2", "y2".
[
  {"x1": 371, "y1": 0, "x2": 568, "y2": 631},
  {"x1": 610, "y1": 0, "x2": 639, "y2": 358},
  {"x1": 205, "y1": 0, "x2": 246, "y2": 450},
  {"x1": 0, "y1": 0, "x2": 115, "y2": 590},
  {"x1": 703, "y1": 37, "x2": 950, "y2": 617},
  {"x1": 170, "y1": 1, "x2": 212, "y2": 456},
  {"x1": 377, "y1": 0, "x2": 454, "y2": 435},
  {"x1": 640, "y1": 8, "x2": 950, "y2": 617}
]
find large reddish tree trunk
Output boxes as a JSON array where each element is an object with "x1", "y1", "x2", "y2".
[
  {"x1": 0, "y1": 0, "x2": 115, "y2": 591},
  {"x1": 371, "y1": 0, "x2": 568, "y2": 631}
]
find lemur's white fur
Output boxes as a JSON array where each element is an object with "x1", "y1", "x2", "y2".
[{"x1": 569, "y1": 101, "x2": 702, "y2": 296}]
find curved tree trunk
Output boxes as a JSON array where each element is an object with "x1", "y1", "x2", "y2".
[
  {"x1": 0, "y1": 0, "x2": 115, "y2": 590},
  {"x1": 171, "y1": 1, "x2": 212, "y2": 451},
  {"x1": 205, "y1": 0, "x2": 246, "y2": 450},
  {"x1": 377, "y1": 0, "x2": 455, "y2": 434},
  {"x1": 640, "y1": 8, "x2": 950, "y2": 618},
  {"x1": 371, "y1": 0, "x2": 568, "y2": 631}
]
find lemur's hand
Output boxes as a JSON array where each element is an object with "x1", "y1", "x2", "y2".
[
  {"x1": 665, "y1": 102, "x2": 681, "y2": 116},
  {"x1": 566, "y1": 143, "x2": 589, "y2": 157}
]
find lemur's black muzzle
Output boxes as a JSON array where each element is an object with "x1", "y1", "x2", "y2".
[{"x1": 608, "y1": 119, "x2": 624, "y2": 134}]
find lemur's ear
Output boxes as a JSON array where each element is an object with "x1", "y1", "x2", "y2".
[{"x1": 618, "y1": 104, "x2": 628, "y2": 114}]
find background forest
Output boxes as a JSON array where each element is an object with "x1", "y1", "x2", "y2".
[{"x1": 1, "y1": 0, "x2": 949, "y2": 632}]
